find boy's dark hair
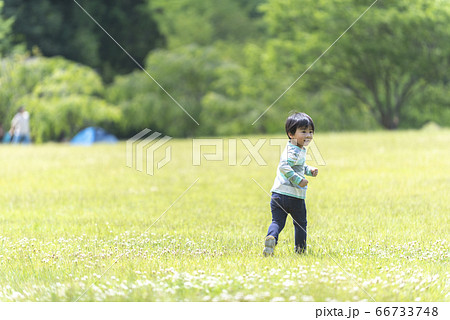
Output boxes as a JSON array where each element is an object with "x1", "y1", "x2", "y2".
[{"x1": 285, "y1": 112, "x2": 315, "y2": 138}]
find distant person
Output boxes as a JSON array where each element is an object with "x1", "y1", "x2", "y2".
[
  {"x1": 263, "y1": 112, "x2": 319, "y2": 256},
  {"x1": 10, "y1": 106, "x2": 31, "y2": 144}
]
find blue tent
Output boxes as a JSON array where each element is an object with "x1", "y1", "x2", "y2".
[
  {"x1": 70, "y1": 127, "x2": 118, "y2": 145},
  {"x1": 2, "y1": 132, "x2": 12, "y2": 143}
]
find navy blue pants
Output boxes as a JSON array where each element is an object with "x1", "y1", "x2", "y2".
[{"x1": 266, "y1": 192, "x2": 307, "y2": 251}]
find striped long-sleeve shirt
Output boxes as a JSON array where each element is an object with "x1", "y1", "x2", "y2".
[{"x1": 270, "y1": 141, "x2": 313, "y2": 199}]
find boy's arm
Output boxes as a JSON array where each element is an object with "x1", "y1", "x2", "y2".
[
  {"x1": 305, "y1": 165, "x2": 318, "y2": 177},
  {"x1": 279, "y1": 151, "x2": 307, "y2": 187}
]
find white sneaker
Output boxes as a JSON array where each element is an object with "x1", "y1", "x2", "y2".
[{"x1": 263, "y1": 236, "x2": 276, "y2": 256}]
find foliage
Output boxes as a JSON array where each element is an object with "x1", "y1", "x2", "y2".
[
  {"x1": 2, "y1": 0, "x2": 450, "y2": 137},
  {"x1": 1, "y1": 0, "x2": 164, "y2": 82},
  {"x1": 0, "y1": 0, "x2": 13, "y2": 55},
  {"x1": 259, "y1": 0, "x2": 450, "y2": 129},
  {"x1": 149, "y1": 0, "x2": 265, "y2": 49},
  {"x1": 0, "y1": 55, "x2": 121, "y2": 142},
  {"x1": 404, "y1": 83, "x2": 450, "y2": 128},
  {"x1": 107, "y1": 44, "x2": 262, "y2": 138}
]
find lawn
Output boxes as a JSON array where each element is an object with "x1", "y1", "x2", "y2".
[{"x1": 0, "y1": 129, "x2": 448, "y2": 301}]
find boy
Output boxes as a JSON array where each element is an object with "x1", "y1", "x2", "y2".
[{"x1": 263, "y1": 112, "x2": 318, "y2": 256}]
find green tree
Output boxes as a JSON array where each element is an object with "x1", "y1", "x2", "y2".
[
  {"x1": 0, "y1": 0, "x2": 15, "y2": 133},
  {"x1": 0, "y1": 0, "x2": 13, "y2": 56},
  {"x1": 260, "y1": 0, "x2": 450, "y2": 129},
  {"x1": 0, "y1": 55, "x2": 121, "y2": 142},
  {"x1": 107, "y1": 45, "x2": 223, "y2": 137},
  {"x1": 149, "y1": 0, "x2": 265, "y2": 49},
  {"x1": 107, "y1": 43, "x2": 265, "y2": 138},
  {"x1": 2, "y1": 0, "x2": 164, "y2": 82}
]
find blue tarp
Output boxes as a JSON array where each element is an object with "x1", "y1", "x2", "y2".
[
  {"x1": 2, "y1": 132, "x2": 12, "y2": 143},
  {"x1": 70, "y1": 127, "x2": 118, "y2": 145}
]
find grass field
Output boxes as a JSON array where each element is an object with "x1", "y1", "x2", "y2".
[{"x1": 0, "y1": 129, "x2": 448, "y2": 302}]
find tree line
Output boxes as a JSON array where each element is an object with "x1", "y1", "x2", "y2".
[{"x1": 1, "y1": 0, "x2": 449, "y2": 142}]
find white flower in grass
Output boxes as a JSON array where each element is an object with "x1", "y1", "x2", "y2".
[
  {"x1": 10, "y1": 291, "x2": 24, "y2": 300},
  {"x1": 270, "y1": 297, "x2": 285, "y2": 302},
  {"x1": 282, "y1": 280, "x2": 294, "y2": 287},
  {"x1": 268, "y1": 268, "x2": 279, "y2": 276},
  {"x1": 244, "y1": 295, "x2": 256, "y2": 302},
  {"x1": 301, "y1": 295, "x2": 314, "y2": 302},
  {"x1": 234, "y1": 292, "x2": 244, "y2": 300},
  {"x1": 166, "y1": 288, "x2": 176, "y2": 295},
  {"x1": 244, "y1": 283, "x2": 254, "y2": 290},
  {"x1": 219, "y1": 292, "x2": 233, "y2": 301}
]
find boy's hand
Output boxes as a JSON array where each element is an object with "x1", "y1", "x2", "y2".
[
  {"x1": 299, "y1": 179, "x2": 308, "y2": 187},
  {"x1": 310, "y1": 167, "x2": 319, "y2": 177}
]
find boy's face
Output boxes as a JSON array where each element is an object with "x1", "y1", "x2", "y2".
[{"x1": 288, "y1": 126, "x2": 314, "y2": 148}]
